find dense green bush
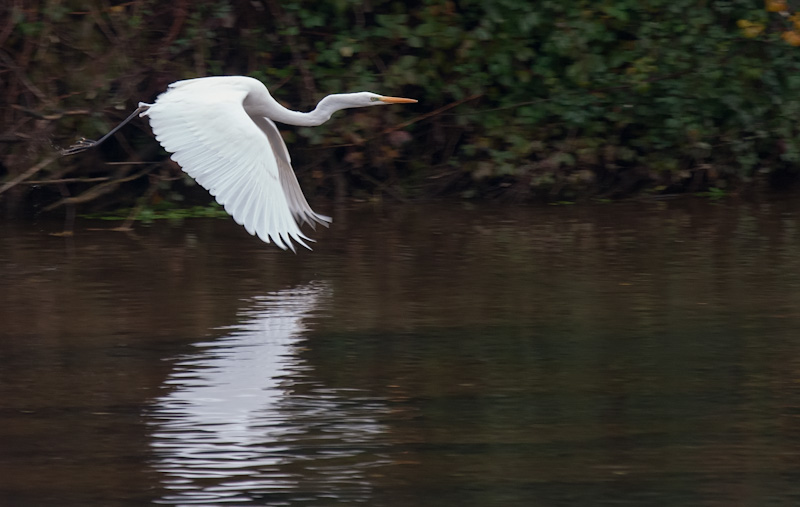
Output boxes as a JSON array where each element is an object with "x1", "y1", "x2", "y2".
[{"x1": 2, "y1": 0, "x2": 800, "y2": 213}]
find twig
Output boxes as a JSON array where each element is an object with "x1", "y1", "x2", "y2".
[
  {"x1": 11, "y1": 104, "x2": 91, "y2": 119},
  {"x1": 88, "y1": 5, "x2": 120, "y2": 46},
  {"x1": 42, "y1": 165, "x2": 153, "y2": 211},
  {"x1": 0, "y1": 49, "x2": 48, "y2": 102},
  {"x1": 352, "y1": 168, "x2": 408, "y2": 203},
  {"x1": 16, "y1": 176, "x2": 111, "y2": 185},
  {"x1": 0, "y1": 154, "x2": 60, "y2": 196},
  {"x1": 265, "y1": 0, "x2": 317, "y2": 103},
  {"x1": 65, "y1": 2, "x2": 139, "y2": 15},
  {"x1": 117, "y1": 172, "x2": 161, "y2": 231},
  {"x1": 160, "y1": 0, "x2": 188, "y2": 52},
  {"x1": 460, "y1": 70, "x2": 695, "y2": 116},
  {"x1": 317, "y1": 93, "x2": 484, "y2": 150},
  {"x1": 55, "y1": 180, "x2": 75, "y2": 237},
  {"x1": 0, "y1": 0, "x2": 19, "y2": 48},
  {"x1": 380, "y1": 93, "x2": 483, "y2": 134}
]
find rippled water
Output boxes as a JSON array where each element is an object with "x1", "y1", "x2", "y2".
[
  {"x1": 2, "y1": 199, "x2": 800, "y2": 506},
  {"x1": 150, "y1": 285, "x2": 391, "y2": 505}
]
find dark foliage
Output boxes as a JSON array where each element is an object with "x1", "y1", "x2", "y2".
[{"x1": 2, "y1": 0, "x2": 800, "y2": 215}]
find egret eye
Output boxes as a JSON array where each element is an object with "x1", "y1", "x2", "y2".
[{"x1": 370, "y1": 96, "x2": 380, "y2": 102}]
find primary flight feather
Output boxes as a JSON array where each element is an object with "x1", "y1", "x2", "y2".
[{"x1": 62, "y1": 75, "x2": 417, "y2": 251}]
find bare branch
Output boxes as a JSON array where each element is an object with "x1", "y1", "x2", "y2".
[{"x1": 0, "y1": 154, "x2": 60, "y2": 196}]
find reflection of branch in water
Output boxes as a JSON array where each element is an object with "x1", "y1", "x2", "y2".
[{"x1": 148, "y1": 283, "x2": 389, "y2": 505}]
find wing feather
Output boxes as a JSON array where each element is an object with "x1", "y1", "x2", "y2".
[
  {"x1": 142, "y1": 81, "x2": 314, "y2": 250},
  {"x1": 250, "y1": 116, "x2": 332, "y2": 229}
]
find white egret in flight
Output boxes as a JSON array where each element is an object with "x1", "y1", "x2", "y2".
[{"x1": 62, "y1": 76, "x2": 417, "y2": 250}]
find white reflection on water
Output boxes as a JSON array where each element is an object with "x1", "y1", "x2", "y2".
[{"x1": 148, "y1": 283, "x2": 388, "y2": 505}]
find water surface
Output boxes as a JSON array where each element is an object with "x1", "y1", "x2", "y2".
[{"x1": 2, "y1": 199, "x2": 800, "y2": 506}]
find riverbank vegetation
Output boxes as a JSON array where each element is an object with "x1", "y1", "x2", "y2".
[{"x1": 3, "y1": 0, "x2": 800, "y2": 217}]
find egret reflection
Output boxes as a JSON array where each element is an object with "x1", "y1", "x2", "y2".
[{"x1": 148, "y1": 283, "x2": 388, "y2": 505}]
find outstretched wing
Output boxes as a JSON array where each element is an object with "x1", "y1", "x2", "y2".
[
  {"x1": 250, "y1": 116, "x2": 332, "y2": 229},
  {"x1": 141, "y1": 81, "x2": 314, "y2": 251}
]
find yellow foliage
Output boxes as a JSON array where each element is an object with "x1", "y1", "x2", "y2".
[
  {"x1": 782, "y1": 30, "x2": 800, "y2": 46},
  {"x1": 765, "y1": 0, "x2": 789, "y2": 13},
  {"x1": 737, "y1": 19, "x2": 765, "y2": 38},
  {"x1": 790, "y1": 13, "x2": 800, "y2": 30}
]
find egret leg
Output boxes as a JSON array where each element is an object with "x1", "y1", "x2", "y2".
[{"x1": 60, "y1": 105, "x2": 150, "y2": 156}]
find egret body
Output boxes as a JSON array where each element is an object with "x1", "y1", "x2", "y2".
[{"x1": 63, "y1": 76, "x2": 416, "y2": 250}]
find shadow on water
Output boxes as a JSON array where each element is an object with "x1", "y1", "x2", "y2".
[{"x1": 2, "y1": 198, "x2": 800, "y2": 505}]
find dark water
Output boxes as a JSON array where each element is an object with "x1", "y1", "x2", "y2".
[{"x1": 2, "y1": 199, "x2": 800, "y2": 506}]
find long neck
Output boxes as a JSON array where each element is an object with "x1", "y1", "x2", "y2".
[{"x1": 251, "y1": 94, "x2": 355, "y2": 127}]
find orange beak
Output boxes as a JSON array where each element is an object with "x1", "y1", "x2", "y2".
[{"x1": 379, "y1": 96, "x2": 418, "y2": 104}]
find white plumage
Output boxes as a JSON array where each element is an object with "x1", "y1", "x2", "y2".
[
  {"x1": 64, "y1": 75, "x2": 416, "y2": 251},
  {"x1": 138, "y1": 76, "x2": 416, "y2": 250}
]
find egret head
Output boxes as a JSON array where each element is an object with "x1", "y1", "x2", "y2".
[{"x1": 310, "y1": 91, "x2": 417, "y2": 125}]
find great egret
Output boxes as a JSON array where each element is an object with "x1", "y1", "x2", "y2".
[{"x1": 62, "y1": 76, "x2": 417, "y2": 250}]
